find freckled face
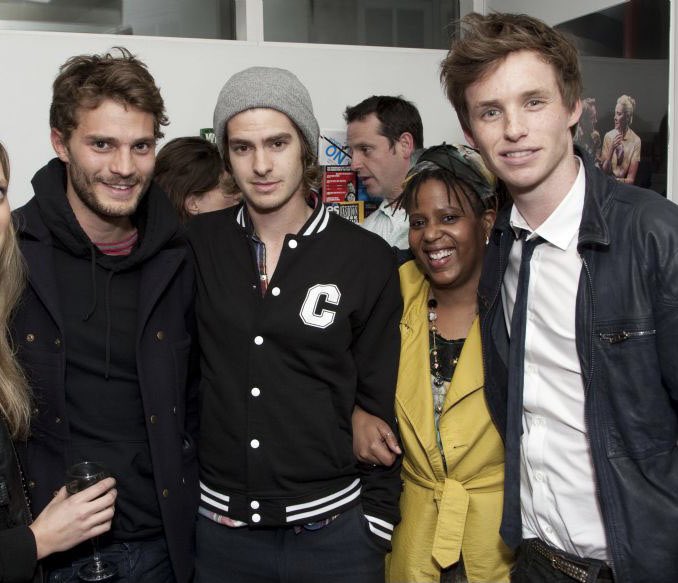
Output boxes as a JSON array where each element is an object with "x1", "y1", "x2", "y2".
[{"x1": 463, "y1": 50, "x2": 581, "y2": 200}]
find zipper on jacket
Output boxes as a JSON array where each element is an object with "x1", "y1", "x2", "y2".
[
  {"x1": 599, "y1": 329, "x2": 656, "y2": 344},
  {"x1": 582, "y1": 257, "x2": 618, "y2": 579}
]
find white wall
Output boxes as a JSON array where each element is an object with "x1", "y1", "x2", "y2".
[
  {"x1": 483, "y1": 0, "x2": 626, "y2": 26},
  {"x1": 0, "y1": 30, "x2": 462, "y2": 207}
]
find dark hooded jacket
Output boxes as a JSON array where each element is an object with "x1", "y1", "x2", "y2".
[{"x1": 11, "y1": 159, "x2": 199, "y2": 583}]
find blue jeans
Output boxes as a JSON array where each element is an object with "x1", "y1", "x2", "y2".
[{"x1": 46, "y1": 538, "x2": 175, "y2": 583}]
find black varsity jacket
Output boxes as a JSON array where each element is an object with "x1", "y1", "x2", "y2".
[{"x1": 188, "y1": 201, "x2": 403, "y2": 549}]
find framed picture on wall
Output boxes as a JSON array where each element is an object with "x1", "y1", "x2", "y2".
[{"x1": 557, "y1": 0, "x2": 670, "y2": 196}]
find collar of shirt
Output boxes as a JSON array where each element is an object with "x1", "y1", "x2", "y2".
[
  {"x1": 376, "y1": 198, "x2": 407, "y2": 222},
  {"x1": 236, "y1": 190, "x2": 329, "y2": 239},
  {"x1": 509, "y1": 157, "x2": 586, "y2": 251},
  {"x1": 94, "y1": 229, "x2": 139, "y2": 256}
]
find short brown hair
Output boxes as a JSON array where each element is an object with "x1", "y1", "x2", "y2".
[
  {"x1": 344, "y1": 95, "x2": 424, "y2": 150},
  {"x1": 440, "y1": 12, "x2": 582, "y2": 134},
  {"x1": 50, "y1": 46, "x2": 168, "y2": 141},
  {"x1": 155, "y1": 137, "x2": 224, "y2": 222},
  {"x1": 222, "y1": 121, "x2": 321, "y2": 197}
]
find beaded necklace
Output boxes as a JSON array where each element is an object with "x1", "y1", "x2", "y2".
[{"x1": 427, "y1": 298, "x2": 465, "y2": 416}]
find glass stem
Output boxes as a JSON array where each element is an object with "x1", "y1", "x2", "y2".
[{"x1": 91, "y1": 536, "x2": 103, "y2": 566}]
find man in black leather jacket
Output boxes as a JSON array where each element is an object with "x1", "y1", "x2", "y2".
[{"x1": 441, "y1": 12, "x2": 678, "y2": 583}]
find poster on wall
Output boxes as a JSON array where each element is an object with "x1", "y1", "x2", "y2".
[
  {"x1": 574, "y1": 63, "x2": 667, "y2": 196},
  {"x1": 318, "y1": 130, "x2": 380, "y2": 220},
  {"x1": 556, "y1": 0, "x2": 670, "y2": 196}
]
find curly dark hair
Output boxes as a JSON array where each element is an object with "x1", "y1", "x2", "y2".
[{"x1": 50, "y1": 46, "x2": 168, "y2": 141}]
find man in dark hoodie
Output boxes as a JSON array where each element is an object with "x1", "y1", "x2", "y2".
[{"x1": 11, "y1": 48, "x2": 199, "y2": 583}]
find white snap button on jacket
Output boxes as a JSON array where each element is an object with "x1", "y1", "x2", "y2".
[
  {"x1": 251, "y1": 387, "x2": 261, "y2": 397},
  {"x1": 250, "y1": 439, "x2": 260, "y2": 449},
  {"x1": 254, "y1": 336, "x2": 263, "y2": 345},
  {"x1": 288, "y1": 240, "x2": 298, "y2": 249}
]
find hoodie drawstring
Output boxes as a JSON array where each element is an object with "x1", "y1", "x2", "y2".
[
  {"x1": 82, "y1": 245, "x2": 98, "y2": 321},
  {"x1": 82, "y1": 243, "x2": 116, "y2": 380},
  {"x1": 104, "y1": 270, "x2": 115, "y2": 380}
]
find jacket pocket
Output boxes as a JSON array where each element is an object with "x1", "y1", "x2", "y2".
[
  {"x1": 595, "y1": 320, "x2": 674, "y2": 458},
  {"x1": 599, "y1": 329, "x2": 656, "y2": 344}
]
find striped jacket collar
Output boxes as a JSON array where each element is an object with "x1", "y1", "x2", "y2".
[{"x1": 235, "y1": 192, "x2": 330, "y2": 238}]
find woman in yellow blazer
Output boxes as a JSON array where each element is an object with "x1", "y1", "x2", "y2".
[{"x1": 355, "y1": 144, "x2": 512, "y2": 582}]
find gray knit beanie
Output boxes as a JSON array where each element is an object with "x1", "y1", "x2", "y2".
[{"x1": 213, "y1": 66, "x2": 319, "y2": 159}]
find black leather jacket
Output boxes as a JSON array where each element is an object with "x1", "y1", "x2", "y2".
[
  {"x1": 478, "y1": 149, "x2": 678, "y2": 583},
  {"x1": 0, "y1": 421, "x2": 39, "y2": 583}
]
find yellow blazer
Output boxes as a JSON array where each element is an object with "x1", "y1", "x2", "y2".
[{"x1": 386, "y1": 261, "x2": 512, "y2": 583}]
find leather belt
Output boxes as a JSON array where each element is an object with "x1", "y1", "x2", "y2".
[{"x1": 524, "y1": 538, "x2": 614, "y2": 583}]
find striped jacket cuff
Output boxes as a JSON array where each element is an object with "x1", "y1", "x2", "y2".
[{"x1": 364, "y1": 514, "x2": 394, "y2": 542}]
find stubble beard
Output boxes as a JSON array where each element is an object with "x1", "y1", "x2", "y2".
[
  {"x1": 240, "y1": 174, "x2": 306, "y2": 216},
  {"x1": 69, "y1": 159, "x2": 150, "y2": 219}
]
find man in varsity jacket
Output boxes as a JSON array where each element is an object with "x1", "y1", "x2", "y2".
[{"x1": 187, "y1": 67, "x2": 403, "y2": 583}]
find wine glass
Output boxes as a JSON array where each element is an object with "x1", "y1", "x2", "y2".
[{"x1": 65, "y1": 461, "x2": 118, "y2": 582}]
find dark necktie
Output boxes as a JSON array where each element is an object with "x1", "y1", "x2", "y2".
[{"x1": 500, "y1": 231, "x2": 544, "y2": 549}]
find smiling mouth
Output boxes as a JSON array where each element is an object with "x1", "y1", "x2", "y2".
[
  {"x1": 99, "y1": 181, "x2": 139, "y2": 196},
  {"x1": 427, "y1": 249, "x2": 454, "y2": 261},
  {"x1": 503, "y1": 150, "x2": 535, "y2": 159}
]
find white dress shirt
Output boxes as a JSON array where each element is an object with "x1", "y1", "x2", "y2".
[
  {"x1": 502, "y1": 158, "x2": 609, "y2": 560},
  {"x1": 361, "y1": 199, "x2": 409, "y2": 249}
]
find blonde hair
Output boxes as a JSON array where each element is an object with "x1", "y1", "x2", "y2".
[
  {"x1": 616, "y1": 95, "x2": 636, "y2": 125},
  {"x1": 0, "y1": 141, "x2": 30, "y2": 439}
]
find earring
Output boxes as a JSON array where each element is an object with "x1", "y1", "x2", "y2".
[{"x1": 485, "y1": 234, "x2": 490, "y2": 245}]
